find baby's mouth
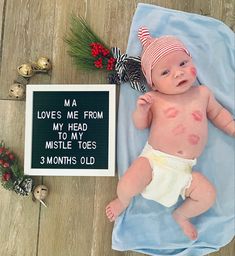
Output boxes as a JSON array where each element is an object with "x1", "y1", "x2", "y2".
[{"x1": 177, "y1": 80, "x2": 188, "y2": 87}]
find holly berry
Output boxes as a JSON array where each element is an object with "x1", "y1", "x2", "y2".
[
  {"x1": 9, "y1": 154, "x2": 15, "y2": 161},
  {"x1": 102, "y1": 49, "x2": 110, "y2": 56},
  {"x1": 94, "y1": 58, "x2": 103, "y2": 68},
  {"x1": 106, "y1": 57, "x2": 116, "y2": 70},
  {"x1": 3, "y1": 162, "x2": 10, "y2": 168},
  {"x1": 2, "y1": 172, "x2": 11, "y2": 181},
  {"x1": 0, "y1": 147, "x2": 5, "y2": 154},
  {"x1": 5, "y1": 150, "x2": 11, "y2": 155},
  {"x1": 90, "y1": 42, "x2": 113, "y2": 70}
]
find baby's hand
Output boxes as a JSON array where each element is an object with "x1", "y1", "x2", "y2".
[{"x1": 136, "y1": 93, "x2": 153, "y2": 112}]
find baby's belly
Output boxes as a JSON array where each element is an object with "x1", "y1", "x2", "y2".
[{"x1": 148, "y1": 123, "x2": 208, "y2": 159}]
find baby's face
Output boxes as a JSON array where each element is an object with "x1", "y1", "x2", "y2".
[{"x1": 151, "y1": 51, "x2": 197, "y2": 94}]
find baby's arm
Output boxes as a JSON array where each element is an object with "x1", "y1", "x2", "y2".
[
  {"x1": 206, "y1": 88, "x2": 235, "y2": 136},
  {"x1": 132, "y1": 93, "x2": 153, "y2": 129}
]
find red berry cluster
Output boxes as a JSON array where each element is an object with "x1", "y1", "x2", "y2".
[
  {"x1": 90, "y1": 42, "x2": 110, "y2": 57},
  {"x1": 90, "y1": 42, "x2": 116, "y2": 71},
  {"x1": 0, "y1": 146, "x2": 15, "y2": 182},
  {"x1": 107, "y1": 57, "x2": 116, "y2": 71},
  {"x1": 94, "y1": 58, "x2": 103, "y2": 68}
]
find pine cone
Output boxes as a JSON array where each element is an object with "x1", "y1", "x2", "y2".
[
  {"x1": 13, "y1": 177, "x2": 34, "y2": 196},
  {"x1": 125, "y1": 58, "x2": 145, "y2": 84},
  {"x1": 107, "y1": 72, "x2": 121, "y2": 85}
]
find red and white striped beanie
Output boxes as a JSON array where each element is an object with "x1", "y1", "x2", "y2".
[{"x1": 138, "y1": 27, "x2": 191, "y2": 86}]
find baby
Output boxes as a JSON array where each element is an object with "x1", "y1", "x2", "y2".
[{"x1": 106, "y1": 27, "x2": 235, "y2": 240}]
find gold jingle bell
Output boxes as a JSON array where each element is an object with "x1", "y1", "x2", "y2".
[
  {"x1": 33, "y1": 185, "x2": 49, "y2": 200},
  {"x1": 9, "y1": 83, "x2": 26, "y2": 99},
  {"x1": 17, "y1": 63, "x2": 34, "y2": 77},
  {"x1": 36, "y1": 57, "x2": 52, "y2": 71}
]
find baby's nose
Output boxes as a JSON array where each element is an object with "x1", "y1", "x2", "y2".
[{"x1": 174, "y1": 70, "x2": 184, "y2": 78}]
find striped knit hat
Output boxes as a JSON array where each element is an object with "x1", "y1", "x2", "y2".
[{"x1": 138, "y1": 27, "x2": 191, "y2": 86}]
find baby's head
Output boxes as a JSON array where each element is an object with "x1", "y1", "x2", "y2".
[{"x1": 138, "y1": 27, "x2": 197, "y2": 94}]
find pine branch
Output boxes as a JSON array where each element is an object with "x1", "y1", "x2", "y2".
[
  {"x1": 64, "y1": 14, "x2": 113, "y2": 71},
  {"x1": 1, "y1": 179, "x2": 14, "y2": 190},
  {"x1": 11, "y1": 161, "x2": 24, "y2": 178}
]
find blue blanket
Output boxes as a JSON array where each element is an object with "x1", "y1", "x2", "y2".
[{"x1": 112, "y1": 3, "x2": 235, "y2": 256}]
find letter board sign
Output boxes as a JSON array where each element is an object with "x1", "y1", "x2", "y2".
[{"x1": 24, "y1": 84, "x2": 115, "y2": 176}]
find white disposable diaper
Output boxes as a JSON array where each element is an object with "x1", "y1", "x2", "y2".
[{"x1": 140, "y1": 143, "x2": 196, "y2": 207}]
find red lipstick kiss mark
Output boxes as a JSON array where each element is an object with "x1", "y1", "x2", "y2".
[
  {"x1": 164, "y1": 107, "x2": 179, "y2": 118},
  {"x1": 191, "y1": 67, "x2": 197, "y2": 76},
  {"x1": 172, "y1": 124, "x2": 186, "y2": 135},
  {"x1": 188, "y1": 134, "x2": 200, "y2": 145},
  {"x1": 192, "y1": 110, "x2": 203, "y2": 122}
]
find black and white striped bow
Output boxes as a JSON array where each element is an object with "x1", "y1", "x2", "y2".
[{"x1": 110, "y1": 47, "x2": 146, "y2": 93}]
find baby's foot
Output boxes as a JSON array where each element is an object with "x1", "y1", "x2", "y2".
[
  {"x1": 172, "y1": 211, "x2": 198, "y2": 240},
  {"x1": 106, "y1": 198, "x2": 127, "y2": 222}
]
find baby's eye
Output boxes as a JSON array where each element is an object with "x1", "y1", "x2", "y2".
[
  {"x1": 180, "y1": 60, "x2": 188, "y2": 66},
  {"x1": 161, "y1": 70, "x2": 170, "y2": 76}
]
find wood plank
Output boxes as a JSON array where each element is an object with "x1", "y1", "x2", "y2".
[
  {"x1": 0, "y1": 1, "x2": 55, "y2": 255},
  {"x1": 210, "y1": 238, "x2": 235, "y2": 256},
  {"x1": 0, "y1": 100, "x2": 39, "y2": 256},
  {"x1": 37, "y1": 1, "x2": 97, "y2": 255},
  {"x1": 37, "y1": 176, "x2": 96, "y2": 255},
  {"x1": 0, "y1": 0, "x2": 30, "y2": 100},
  {"x1": 210, "y1": 0, "x2": 224, "y2": 21},
  {"x1": 0, "y1": 0, "x2": 55, "y2": 100},
  {"x1": 89, "y1": 177, "x2": 121, "y2": 256},
  {"x1": 221, "y1": 0, "x2": 235, "y2": 31},
  {"x1": 0, "y1": 0, "x2": 6, "y2": 57}
]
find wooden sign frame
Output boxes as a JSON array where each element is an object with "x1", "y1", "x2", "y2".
[{"x1": 24, "y1": 84, "x2": 116, "y2": 176}]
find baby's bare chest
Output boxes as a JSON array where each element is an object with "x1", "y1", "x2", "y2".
[
  {"x1": 151, "y1": 93, "x2": 208, "y2": 126},
  {"x1": 148, "y1": 90, "x2": 209, "y2": 156}
]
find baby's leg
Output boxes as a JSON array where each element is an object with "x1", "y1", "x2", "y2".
[
  {"x1": 173, "y1": 172, "x2": 216, "y2": 240},
  {"x1": 106, "y1": 157, "x2": 152, "y2": 222}
]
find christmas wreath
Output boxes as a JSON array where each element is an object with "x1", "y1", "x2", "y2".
[{"x1": 64, "y1": 15, "x2": 147, "y2": 92}]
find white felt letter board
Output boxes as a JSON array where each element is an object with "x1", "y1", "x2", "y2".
[{"x1": 24, "y1": 84, "x2": 116, "y2": 176}]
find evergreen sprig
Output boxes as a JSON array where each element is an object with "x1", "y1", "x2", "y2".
[
  {"x1": 64, "y1": 15, "x2": 114, "y2": 71},
  {"x1": 0, "y1": 141, "x2": 33, "y2": 196}
]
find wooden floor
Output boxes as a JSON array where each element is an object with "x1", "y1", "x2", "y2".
[{"x1": 0, "y1": 0, "x2": 234, "y2": 255}]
